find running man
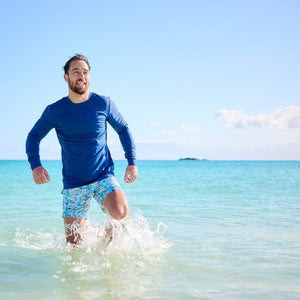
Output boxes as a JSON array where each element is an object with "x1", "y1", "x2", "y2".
[{"x1": 26, "y1": 54, "x2": 137, "y2": 245}]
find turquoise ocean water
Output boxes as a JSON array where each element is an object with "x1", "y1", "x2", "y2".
[{"x1": 0, "y1": 160, "x2": 299, "y2": 299}]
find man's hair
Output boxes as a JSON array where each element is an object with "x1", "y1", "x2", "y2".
[{"x1": 63, "y1": 54, "x2": 91, "y2": 74}]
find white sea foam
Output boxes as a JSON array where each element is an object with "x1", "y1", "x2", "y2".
[
  {"x1": 14, "y1": 227, "x2": 66, "y2": 250},
  {"x1": 14, "y1": 211, "x2": 171, "y2": 270},
  {"x1": 12, "y1": 211, "x2": 172, "y2": 299}
]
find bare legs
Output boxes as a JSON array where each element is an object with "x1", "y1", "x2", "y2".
[{"x1": 64, "y1": 190, "x2": 129, "y2": 246}]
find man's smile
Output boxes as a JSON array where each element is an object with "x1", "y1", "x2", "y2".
[{"x1": 76, "y1": 80, "x2": 86, "y2": 87}]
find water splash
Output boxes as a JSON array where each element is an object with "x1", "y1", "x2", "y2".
[
  {"x1": 14, "y1": 210, "x2": 171, "y2": 267},
  {"x1": 14, "y1": 227, "x2": 66, "y2": 250},
  {"x1": 13, "y1": 211, "x2": 172, "y2": 298}
]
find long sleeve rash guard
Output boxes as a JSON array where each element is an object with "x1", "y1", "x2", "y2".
[{"x1": 26, "y1": 93, "x2": 136, "y2": 189}]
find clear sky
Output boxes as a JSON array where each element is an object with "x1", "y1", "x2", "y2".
[{"x1": 1, "y1": 0, "x2": 299, "y2": 160}]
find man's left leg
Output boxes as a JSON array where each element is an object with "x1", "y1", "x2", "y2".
[
  {"x1": 94, "y1": 177, "x2": 129, "y2": 220},
  {"x1": 102, "y1": 190, "x2": 130, "y2": 242},
  {"x1": 102, "y1": 190, "x2": 130, "y2": 220}
]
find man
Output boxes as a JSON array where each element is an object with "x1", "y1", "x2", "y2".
[{"x1": 26, "y1": 54, "x2": 138, "y2": 245}]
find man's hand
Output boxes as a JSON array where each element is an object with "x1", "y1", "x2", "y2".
[
  {"x1": 32, "y1": 166, "x2": 50, "y2": 184},
  {"x1": 124, "y1": 165, "x2": 138, "y2": 184}
]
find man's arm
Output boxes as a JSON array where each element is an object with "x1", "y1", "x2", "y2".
[
  {"x1": 106, "y1": 98, "x2": 137, "y2": 182},
  {"x1": 117, "y1": 127, "x2": 138, "y2": 184},
  {"x1": 26, "y1": 106, "x2": 55, "y2": 184}
]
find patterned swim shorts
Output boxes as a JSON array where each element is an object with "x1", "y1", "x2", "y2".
[{"x1": 62, "y1": 176, "x2": 123, "y2": 218}]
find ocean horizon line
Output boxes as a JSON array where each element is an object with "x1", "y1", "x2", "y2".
[{"x1": 1, "y1": 159, "x2": 299, "y2": 162}]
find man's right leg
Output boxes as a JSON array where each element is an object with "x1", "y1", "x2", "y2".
[
  {"x1": 62, "y1": 184, "x2": 92, "y2": 245},
  {"x1": 64, "y1": 217, "x2": 86, "y2": 245}
]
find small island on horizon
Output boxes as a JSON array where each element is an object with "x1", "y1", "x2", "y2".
[{"x1": 179, "y1": 158, "x2": 208, "y2": 161}]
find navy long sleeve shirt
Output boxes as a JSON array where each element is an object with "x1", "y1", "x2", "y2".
[{"x1": 26, "y1": 93, "x2": 136, "y2": 189}]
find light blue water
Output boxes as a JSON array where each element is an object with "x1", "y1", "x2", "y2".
[{"x1": 0, "y1": 160, "x2": 300, "y2": 299}]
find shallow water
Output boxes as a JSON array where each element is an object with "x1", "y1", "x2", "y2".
[
  {"x1": 0, "y1": 160, "x2": 300, "y2": 299},
  {"x1": 3, "y1": 212, "x2": 171, "y2": 300}
]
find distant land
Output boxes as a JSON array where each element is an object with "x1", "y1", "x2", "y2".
[{"x1": 178, "y1": 158, "x2": 207, "y2": 161}]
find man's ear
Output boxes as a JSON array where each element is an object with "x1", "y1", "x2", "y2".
[{"x1": 64, "y1": 74, "x2": 68, "y2": 82}]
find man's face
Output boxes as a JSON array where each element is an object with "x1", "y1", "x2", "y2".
[{"x1": 65, "y1": 60, "x2": 90, "y2": 95}]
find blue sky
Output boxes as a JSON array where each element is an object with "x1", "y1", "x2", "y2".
[{"x1": 1, "y1": 0, "x2": 299, "y2": 160}]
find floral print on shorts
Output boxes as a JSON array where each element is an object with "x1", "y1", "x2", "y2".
[{"x1": 62, "y1": 176, "x2": 123, "y2": 218}]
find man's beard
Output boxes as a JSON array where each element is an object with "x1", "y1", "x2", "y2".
[{"x1": 68, "y1": 78, "x2": 88, "y2": 95}]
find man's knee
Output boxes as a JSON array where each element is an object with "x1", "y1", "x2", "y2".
[
  {"x1": 119, "y1": 204, "x2": 130, "y2": 219},
  {"x1": 103, "y1": 191, "x2": 130, "y2": 220},
  {"x1": 111, "y1": 203, "x2": 129, "y2": 220}
]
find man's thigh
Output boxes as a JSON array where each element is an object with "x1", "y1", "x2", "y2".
[
  {"x1": 93, "y1": 177, "x2": 124, "y2": 213},
  {"x1": 102, "y1": 190, "x2": 129, "y2": 220}
]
